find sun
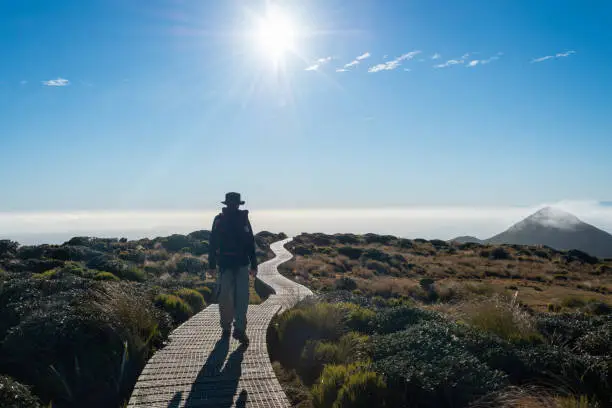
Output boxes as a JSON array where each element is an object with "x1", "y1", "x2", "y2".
[{"x1": 253, "y1": 8, "x2": 296, "y2": 62}]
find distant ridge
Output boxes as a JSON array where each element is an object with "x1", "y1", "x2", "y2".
[
  {"x1": 451, "y1": 206, "x2": 612, "y2": 258},
  {"x1": 449, "y1": 236, "x2": 485, "y2": 244}
]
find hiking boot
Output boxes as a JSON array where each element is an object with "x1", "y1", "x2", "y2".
[{"x1": 232, "y1": 330, "x2": 249, "y2": 345}]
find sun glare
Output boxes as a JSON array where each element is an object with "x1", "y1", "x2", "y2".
[{"x1": 254, "y1": 9, "x2": 296, "y2": 62}]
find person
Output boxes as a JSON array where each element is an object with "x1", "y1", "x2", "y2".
[{"x1": 208, "y1": 192, "x2": 258, "y2": 345}]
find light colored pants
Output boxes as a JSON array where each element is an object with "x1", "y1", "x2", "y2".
[{"x1": 218, "y1": 265, "x2": 250, "y2": 332}]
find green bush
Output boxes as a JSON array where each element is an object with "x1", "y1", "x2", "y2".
[
  {"x1": 466, "y1": 303, "x2": 542, "y2": 344},
  {"x1": 364, "y1": 260, "x2": 389, "y2": 275},
  {"x1": 32, "y1": 268, "x2": 61, "y2": 280},
  {"x1": 94, "y1": 271, "x2": 120, "y2": 281},
  {"x1": 335, "y1": 370, "x2": 387, "y2": 408},
  {"x1": 489, "y1": 247, "x2": 513, "y2": 260},
  {"x1": 341, "y1": 303, "x2": 375, "y2": 333},
  {"x1": 174, "y1": 288, "x2": 206, "y2": 313},
  {"x1": 195, "y1": 285, "x2": 213, "y2": 302},
  {"x1": 0, "y1": 375, "x2": 42, "y2": 408},
  {"x1": 117, "y1": 266, "x2": 145, "y2": 282},
  {"x1": 312, "y1": 362, "x2": 386, "y2": 408},
  {"x1": 372, "y1": 321, "x2": 507, "y2": 408},
  {"x1": 273, "y1": 302, "x2": 346, "y2": 369},
  {"x1": 337, "y1": 247, "x2": 363, "y2": 260},
  {"x1": 334, "y1": 277, "x2": 357, "y2": 291},
  {"x1": 154, "y1": 294, "x2": 193, "y2": 324},
  {"x1": 372, "y1": 305, "x2": 441, "y2": 334}
]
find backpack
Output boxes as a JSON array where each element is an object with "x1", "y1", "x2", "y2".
[{"x1": 215, "y1": 210, "x2": 251, "y2": 258}]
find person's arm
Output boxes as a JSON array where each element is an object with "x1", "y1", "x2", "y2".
[
  {"x1": 208, "y1": 215, "x2": 220, "y2": 270},
  {"x1": 246, "y1": 216, "x2": 258, "y2": 271}
]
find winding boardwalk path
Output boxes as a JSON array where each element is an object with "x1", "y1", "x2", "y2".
[{"x1": 128, "y1": 238, "x2": 311, "y2": 408}]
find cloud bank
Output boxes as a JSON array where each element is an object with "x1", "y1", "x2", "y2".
[{"x1": 2, "y1": 201, "x2": 611, "y2": 245}]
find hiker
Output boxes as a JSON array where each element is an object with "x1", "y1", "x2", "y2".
[{"x1": 208, "y1": 192, "x2": 258, "y2": 345}]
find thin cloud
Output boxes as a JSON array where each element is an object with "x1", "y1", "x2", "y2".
[
  {"x1": 341, "y1": 51, "x2": 371, "y2": 70},
  {"x1": 305, "y1": 56, "x2": 333, "y2": 71},
  {"x1": 434, "y1": 59, "x2": 464, "y2": 69},
  {"x1": 20, "y1": 80, "x2": 28, "y2": 85},
  {"x1": 531, "y1": 50, "x2": 576, "y2": 63},
  {"x1": 336, "y1": 68, "x2": 347, "y2": 72},
  {"x1": 466, "y1": 54, "x2": 502, "y2": 68},
  {"x1": 42, "y1": 78, "x2": 70, "y2": 87},
  {"x1": 431, "y1": 53, "x2": 441, "y2": 60},
  {"x1": 368, "y1": 51, "x2": 421, "y2": 73}
]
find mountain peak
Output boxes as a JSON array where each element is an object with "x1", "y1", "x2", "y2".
[{"x1": 524, "y1": 206, "x2": 582, "y2": 229}]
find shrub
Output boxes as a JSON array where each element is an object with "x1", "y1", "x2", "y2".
[
  {"x1": 372, "y1": 321, "x2": 508, "y2": 408},
  {"x1": 117, "y1": 266, "x2": 145, "y2": 282},
  {"x1": 335, "y1": 369, "x2": 387, "y2": 408},
  {"x1": 161, "y1": 234, "x2": 192, "y2": 252},
  {"x1": 490, "y1": 247, "x2": 513, "y2": 260},
  {"x1": 0, "y1": 240, "x2": 19, "y2": 259},
  {"x1": 334, "y1": 277, "x2": 357, "y2": 291},
  {"x1": 364, "y1": 260, "x2": 389, "y2": 275},
  {"x1": 300, "y1": 340, "x2": 340, "y2": 383},
  {"x1": 273, "y1": 302, "x2": 346, "y2": 369},
  {"x1": 154, "y1": 294, "x2": 193, "y2": 324},
  {"x1": 337, "y1": 247, "x2": 363, "y2": 260},
  {"x1": 312, "y1": 362, "x2": 386, "y2": 408},
  {"x1": 195, "y1": 285, "x2": 213, "y2": 302},
  {"x1": 361, "y1": 248, "x2": 390, "y2": 263},
  {"x1": 176, "y1": 256, "x2": 206, "y2": 275},
  {"x1": 372, "y1": 305, "x2": 441, "y2": 334},
  {"x1": 429, "y1": 239, "x2": 448, "y2": 249},
  {"x1": 94, "y1": 271, "x2": 120, "y2": 281},
  {"x1": 465, "y1": 301, "x2": 542, "y2": 344},
  {"x1": 0, "y1": 375, "x2": 42, "y2": 408},
  {"x1": 32, "y1": 268, "x2": 61, "y2": 280},
  {"x1": 335, "y1": 234, "x2": 361, "y2": 245},
  {"x1": 397, "y1": 238, "x2": 413, "y2": 248},
  {"x1": 565, "y1": 249, "x2": 598, "y2": 265},
  {"x1": 341, "y1": 303, "x2": 376, "y2": 333},
  {"x1": 363, "y1": 234, "x2": 396, "y2": 245},
  {"x1": 174, "y1": 288, "x2": 206, "y2": 313}
]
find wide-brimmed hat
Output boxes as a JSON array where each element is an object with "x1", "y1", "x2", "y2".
[{"x1": 222, "y1": 192, "x2": 245, "y2": 205}]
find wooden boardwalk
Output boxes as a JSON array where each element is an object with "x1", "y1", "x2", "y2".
[{"x1": 127, "y1": 239, "x2": 312, "y2": 408}]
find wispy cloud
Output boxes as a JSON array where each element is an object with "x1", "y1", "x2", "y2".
[
  {"x1": 466, "y1": 54, "x2": 502, "y2": 68},
  {"x1": 340, "y1": 51, "x2": 371, "y2": 70},
  {"x1": 305, "y1": 56, "x2": 333, "y2": 71},
  {"x1": 335, "y1": 68, "x2": 347, "y2": 73},
  {"x1": 431, "y1": 53, "x2": 441, "y2": 60},
  {"x1": 20, "y1": 80, "x2": 28, "y2": 85},
  {"x1": 531, "y1": 50, "x2": 576, "y2": 63},
  {"x1": 42, "y1": 78, "x2": 70, "y2": 87},
  {"x1": 434, "y1": 59, "x2": 464, "y2": 69},
  {"x1": 368, "y1": 51, "x2": 421, "y2": 73}
]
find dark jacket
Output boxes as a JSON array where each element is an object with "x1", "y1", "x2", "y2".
[{"x1": 208, "y1": 207, "x2": 258, "y2": 271}]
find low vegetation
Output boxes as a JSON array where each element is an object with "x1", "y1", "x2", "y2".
[
  {"x1": 271, "y1": 234, "x2": 612, "y2": 408},
  {"x1": 0, "y1": 230, "x2": 284, "y2": 408}
]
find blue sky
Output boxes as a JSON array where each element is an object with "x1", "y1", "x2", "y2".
[{"x1": 1, "y1": 0, "x2": 611, "y2": 216}]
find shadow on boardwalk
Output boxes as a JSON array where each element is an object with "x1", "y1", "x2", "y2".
[{"x1": 171, "y1": 337, "x2": 248, "y2": 408}]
